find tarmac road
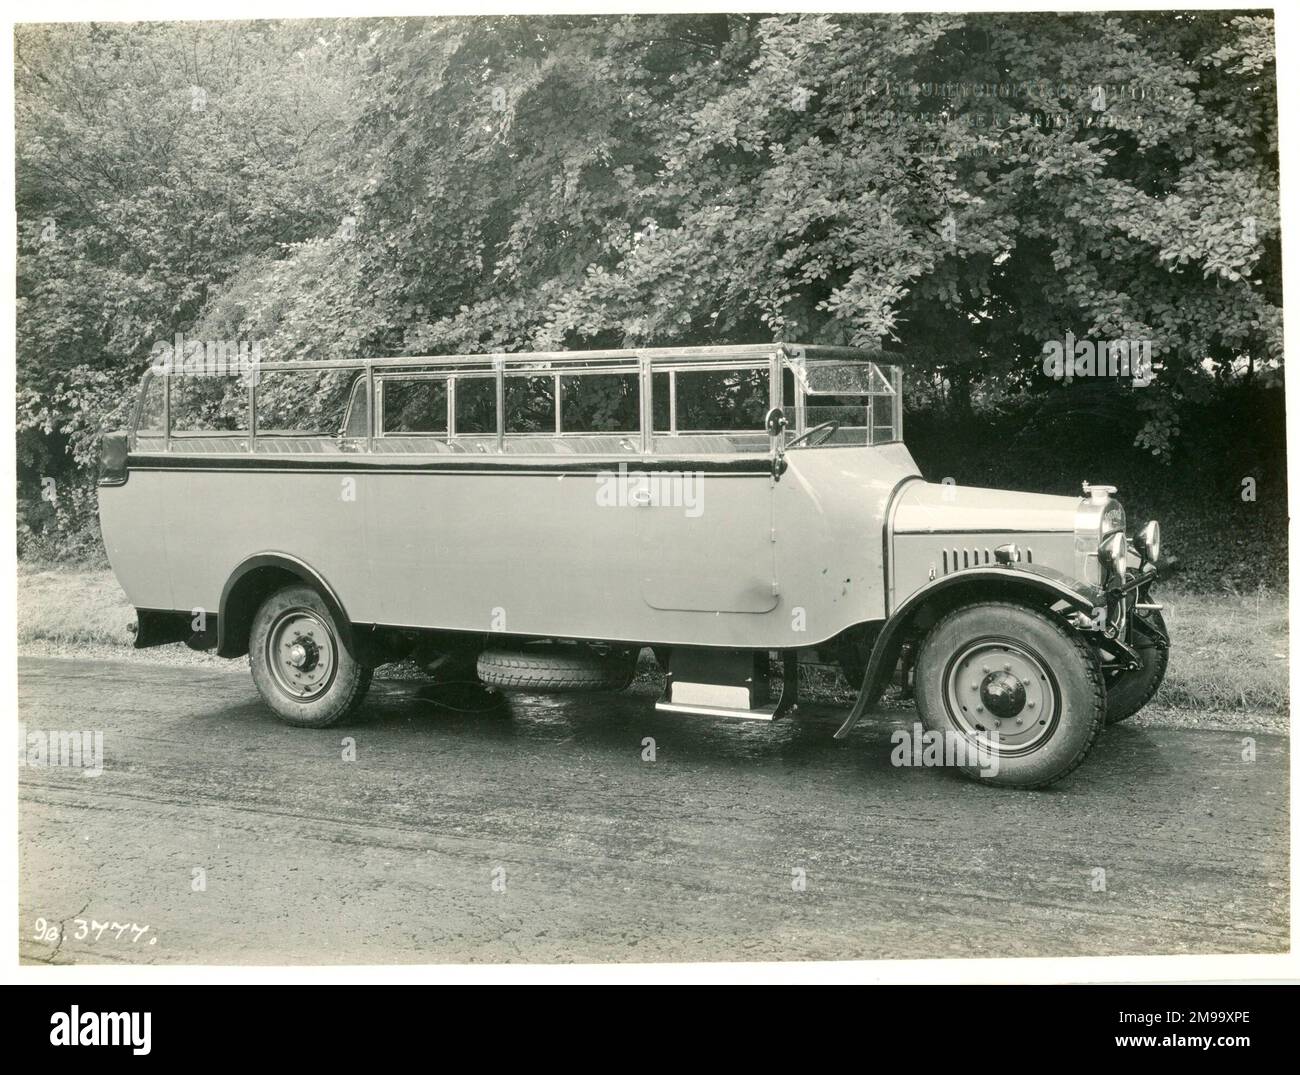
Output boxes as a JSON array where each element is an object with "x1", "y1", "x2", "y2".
[{"x1": 17, "y1": 655, "x2": 1289, "y2": 964}]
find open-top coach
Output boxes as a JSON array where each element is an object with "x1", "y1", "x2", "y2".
[{"x1": 98, "y1": 343, "x2": 1168, "y2": 788}]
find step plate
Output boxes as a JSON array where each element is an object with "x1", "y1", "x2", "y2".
[{"x1": 654, "y1": 699, "x2": 782, "y2": 722}]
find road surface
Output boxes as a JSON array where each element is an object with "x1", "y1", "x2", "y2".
[{"x1": 17, "y1": 655, "x2": 1289, "y2": 964}]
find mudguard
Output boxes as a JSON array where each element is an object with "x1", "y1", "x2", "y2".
[
  {"x1": 217, "y1": 552, "x2": 354, "y2": 659},
  {"x1": 833, "y1": 564, "x2": 1105, "y2": 739}
]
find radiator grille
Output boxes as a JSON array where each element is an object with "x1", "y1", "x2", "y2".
[{"x1": 941, "y1": 546, "x2": 1033, "y2": 574}]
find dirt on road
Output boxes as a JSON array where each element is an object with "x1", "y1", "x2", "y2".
[{"x1": 17, "y1": 656, "x2": 1289, "y2": 964}]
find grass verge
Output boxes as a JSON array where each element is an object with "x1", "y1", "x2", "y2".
[{"x1": 17, "y1": 564, "x2": 138, "y2": 646}]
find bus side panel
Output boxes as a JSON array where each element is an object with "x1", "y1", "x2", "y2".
[
  {"x1": 364, "y1": 467, "x2": 639, "y2": 637},
  {"x1": 98, "y1": 474, "x2": 176, "y2": 612},
  {"x1": 114, "y1": 467, "x2": 376, "y2": 625},
  {"x1": 106, "y1": 444, "x2": 916, "y2": 651},
  {"x1": 361, "y1": 446, "x2": 910, "y2": 647},
  {"x1": 774, "y1": 441, "x2": 919, "y2": 634}
]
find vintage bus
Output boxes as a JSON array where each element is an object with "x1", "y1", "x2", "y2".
[{"x1": 98, "y1": 343, "x2": 1167, "y2": 788}]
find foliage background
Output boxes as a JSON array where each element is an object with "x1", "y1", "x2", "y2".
[{"x1": 15, "y1": 13, "x2": 1285, "y2": 589}]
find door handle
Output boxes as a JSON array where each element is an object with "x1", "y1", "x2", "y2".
[{"x1": 629, "y1": 489, "x2": 652, "y2": 507}]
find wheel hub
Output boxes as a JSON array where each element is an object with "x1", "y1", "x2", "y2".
[
  {"x1": 945, "y1": 639, "x2": 1060, "y2": 754},
  {"x1": 266, "y1": 609, "x2": 336, "y2": 701},
  {"x1": 286, "y1": 638, "x2": 319, "y2": 672},
  {"x1": 979, "y1": 670, "x2": 1027, "y2": 718}
]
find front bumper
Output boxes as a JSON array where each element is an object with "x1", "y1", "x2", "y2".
[{"x1": 1076, "y1": 559, "x2": 1165, "y2": 672}]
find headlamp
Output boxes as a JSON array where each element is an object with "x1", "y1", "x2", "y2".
[
  {"x1": 1098, "y1": 531, "x2": 1128, "y2": 580},
  {"x1": 1134, "y1": 520, "x2": 1160, "y2": 566}
]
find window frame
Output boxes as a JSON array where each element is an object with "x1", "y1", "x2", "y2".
[
  {"x1": 652, "y1": 361, "x2": 774, "y2": 437},
  {"x1": 375, "y1": 372, "x2": 451, "y2": 438},
  {"x1": 554, "y1": 366, "x2": 642, "y2": 438},
  {"x1": 786, "y1": 357, "x2": 904, "y2": 447},
  {"x1": 131, "y1": 346, "x2": 901, "y2": 456}
]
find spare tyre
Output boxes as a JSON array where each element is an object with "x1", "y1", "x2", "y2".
[{"x1": 476, "y1": 644, "x2": 635, "y2": 693}]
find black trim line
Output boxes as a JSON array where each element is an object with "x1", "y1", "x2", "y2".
[{"x1": 127, "y1": 453, "x2": 774, "y2": 476}]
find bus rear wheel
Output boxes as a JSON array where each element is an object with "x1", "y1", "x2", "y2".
[{"x1": 249, "y1": 584, "x2": 372, "y2": 728}]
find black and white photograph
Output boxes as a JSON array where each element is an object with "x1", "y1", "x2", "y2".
[{"x1": 4, "y1": 0, "x2": 1296, "y2": 1002}]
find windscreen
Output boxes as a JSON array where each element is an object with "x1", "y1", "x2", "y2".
[{"x1": 786, "y1": 358, "x2": 901, "y2": 445}]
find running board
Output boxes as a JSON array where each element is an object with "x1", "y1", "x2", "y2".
[
  {"x1": 655, "y1": 648, "x2": 798, "y2": 721},
  {"x1": 655, "y1": 699, "x2": 786, "y2": 721}
]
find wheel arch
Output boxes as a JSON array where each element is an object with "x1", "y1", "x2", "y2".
[
  {"x1": 217, "y1": 553, "x2": 354, "y2": 659},
  {"x1": 833, "y1": 566, "x2": 1102, "y2": 739}
]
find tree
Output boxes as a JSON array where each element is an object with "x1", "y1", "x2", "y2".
[
  {"x1": 212, "y1": 12, "x2": 1278, "y2": 454},
  {"x1": 14, "y1": 13, "x2": 1283, "y2": 559},
  {"x1": 16, "y1": 20, "x2": 364, "y2": 491}
]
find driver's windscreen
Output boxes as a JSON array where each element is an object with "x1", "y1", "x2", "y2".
[{"x1": 800, "y1": 395, "x2": 872, "y2": 445}]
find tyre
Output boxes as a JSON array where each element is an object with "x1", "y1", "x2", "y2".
[
  {"x1": 913, "y1": 601, "x2": 1105, "y2": 789},
  {"x1": 1104, "y1": 609, "x2": 1169, "y2": 724},
  {"x1": 476, "y1": 644, "x2": 634, "y2": 693},
  {"x1": 248, "y1": 584, "x2": 372, "y2": 728}
]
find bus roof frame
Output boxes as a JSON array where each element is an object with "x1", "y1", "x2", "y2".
[
  {"x1": 179, "y1": 342, "x2": 896, "y2": 376},
  {"x1": 133, "y1": 343, "x2": 902, "y2": 454}
]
